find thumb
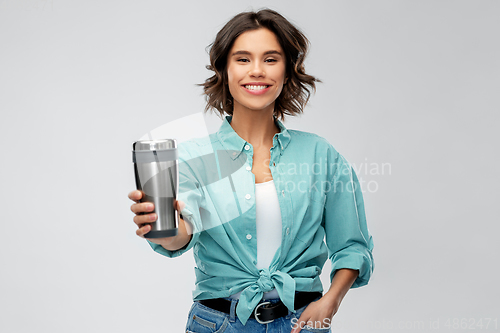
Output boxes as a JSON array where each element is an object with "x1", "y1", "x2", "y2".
[
  {"x1": 175, "y1": 199, "x2": 186, "y2": 212},
  {"x1": 291, "y1": 314, "x2": 307, "y2": 333}
]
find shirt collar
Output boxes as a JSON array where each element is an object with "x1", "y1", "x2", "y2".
[{"x1": 216, "y1": 115, "x2": 291, "y2": 160}]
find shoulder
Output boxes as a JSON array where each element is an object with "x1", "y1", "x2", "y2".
[
  {"x1": 287, "y1": 129, "x2": 341, "y2": 157},
  {"x1": 177, "y1": 133, "x2": 218, "y2": 159}
]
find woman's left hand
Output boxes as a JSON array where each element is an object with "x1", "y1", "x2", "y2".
[{"x1": 290, "y1": 294, "x2": 340, "y2": 333}]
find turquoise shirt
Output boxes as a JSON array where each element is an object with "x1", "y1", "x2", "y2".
[{"x1": 148, "y1": 115, "x2": 374, "y2": 325}]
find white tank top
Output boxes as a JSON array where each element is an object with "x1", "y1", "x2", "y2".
[{"x1": 229, "y1": 179, "x2": 282, "y2": 300}]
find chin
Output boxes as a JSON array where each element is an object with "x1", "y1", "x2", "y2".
[{"x1": 239, "y1": 101, "x2": 275, "y2": 112}]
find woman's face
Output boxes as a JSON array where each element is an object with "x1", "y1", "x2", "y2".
[{"x1": 226, "y1": 28, "x2": 286, "y2": 115}]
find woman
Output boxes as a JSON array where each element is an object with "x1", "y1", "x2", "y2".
[{"x1": 129, "y1": 9, "x2": 374, "y2": 333}]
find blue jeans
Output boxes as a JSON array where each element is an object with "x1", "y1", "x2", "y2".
[{"x1": 185, "y1": 296, "x2": 332, "y2": 333}]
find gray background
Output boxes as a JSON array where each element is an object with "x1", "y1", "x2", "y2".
[{"x1": 1, "y1": 0, "x2": 499, "y2": 332}]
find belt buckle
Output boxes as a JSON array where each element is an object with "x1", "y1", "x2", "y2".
[{"x1": 254, "y1": 301, "x2": 274, "y2": 324}]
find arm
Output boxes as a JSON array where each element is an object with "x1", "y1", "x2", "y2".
[
  {"x1": 325, "y1": 153, "x2": 374, "y2": 288},
  {"x1": 322, "y1": 268, "x2": 359, "y2": 312},
  {"x1": 291, "y1": 152, "x2": 374, "y2": 333}
]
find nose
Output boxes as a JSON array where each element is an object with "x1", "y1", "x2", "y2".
[{"x1": 248, "y1": 63, "x2": 265, "y2": 78}]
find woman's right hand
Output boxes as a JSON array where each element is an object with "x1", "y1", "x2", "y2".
[{"x1": 128, "y1": 190, "x2": 187, "y2": 247}]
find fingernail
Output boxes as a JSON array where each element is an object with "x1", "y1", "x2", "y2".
[
  {"x1": 146, "y1": 203, "x2": 153, "y2": 210},
  {"x1": 150, "y1": 214, "x2": 156, "y2": 221}
]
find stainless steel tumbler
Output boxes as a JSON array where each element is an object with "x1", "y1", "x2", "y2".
[{"x1": 132, "y1": 139, "x2": 179, "y2": 238}]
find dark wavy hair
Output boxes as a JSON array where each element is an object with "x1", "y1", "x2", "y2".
[{"x1": 199, "y1": 9, "x2": 320, "y2": 121}]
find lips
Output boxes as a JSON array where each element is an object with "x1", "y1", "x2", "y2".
[{"x1": 241, "y1": 83, "x2": 272, "y2": 95}]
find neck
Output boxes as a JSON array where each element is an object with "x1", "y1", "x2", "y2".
[{"x1": 229, "y1": 105, "x2": 280, "y2": 148}]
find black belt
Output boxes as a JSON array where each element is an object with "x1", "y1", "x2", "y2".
[{"x1": 198, "y1": 291, "x2": 322, "y2": 324}]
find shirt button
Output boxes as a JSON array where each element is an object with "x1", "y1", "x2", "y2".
[
  {"x1": 286, "y1": 228, "x2": 290, "y2": 235},
  {"x1": 281, "y1": 146, "x2": 284, "y2": 150},
  {"x1": 282, "y1": 190, "x2": 285, "y2": 197},
  {"x1": 273, "y1": 162, "x2": 276, "y2": 167},
  {"x1": 246, "y1": 234, "x2": 252, "y2": 240},
  {"x1": 246, "y1": 166, "x2": 251, "y2": 171},
  {"x1": 245, "y1": 145, "x2": 250, "y2": 150},
  {"x1": 245, "y1": 194, "x2": 251, "y2": 200},
  {"x1": 232, "y1": 152, "x2": 237, "y2": 156}
]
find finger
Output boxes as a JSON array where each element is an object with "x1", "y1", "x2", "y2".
[
  {"x1": 133, "y1": 213, "x2": 157, "y2": 226},
  {"x1": 130, "y1": 202, "x2": 154, "y2": 214},
  {"x1": 291, "y1": 315, "x2": 309, "y2": 333},
  {"x1": 290, "y1": 319, "x2": 300, "y2": 333},
  {"x1": 174, "y1": 199, "x2": 185, "y2": 212},
  {"x1": 136, "y1": 224, "x2": 151, "y2": 238},
  {"x1": 128, "y1": 190, "x2": 143, "y2": 202}
]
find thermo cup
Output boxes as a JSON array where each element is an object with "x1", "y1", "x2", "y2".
[{"x1": 132, "y1": 139, "x2": 179, "y2": 238}]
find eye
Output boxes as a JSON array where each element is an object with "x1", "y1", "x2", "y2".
[
  {"x1": 265, "y1": 58, "x2": 277, "y2": 63},
  {"x1": 237, "y1": 58, "x2": 249, "y2": 63}
]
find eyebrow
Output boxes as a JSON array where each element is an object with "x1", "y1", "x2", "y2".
[{"x1": 231, "y1": 50, "x2": 283, "y2": 57}]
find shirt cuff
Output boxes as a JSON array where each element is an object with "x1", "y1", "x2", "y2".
[
  {"x1": 146, "y1": 211, "x2": 199, "y2": 258},
  {"x1": 147, "y1": 231, "x2": 199, "y2": 258},
  {"x1": 330, "y1": 244, "x2": 374, "y2": 288}
]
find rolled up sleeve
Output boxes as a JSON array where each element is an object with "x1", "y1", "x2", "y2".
[
  {"x1": 147, "y1": 144, "x2": 204, "y2": 258},
  {"x1": 322, "y1": 153, "x2": 374, "y2": 288}
]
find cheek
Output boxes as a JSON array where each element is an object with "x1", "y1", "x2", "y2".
[
  {"x1": 227, "y1": 65, "x2": 241, "y2": 84},
  {"x1": 274, "y1": 85, "x2": 284, "y2": 99},
  {"x1": 279, "y1": 66, "x2": 287, "y2": 82},
  {"x1": 271, "y1": 65, "x2": 286, "y2": 84},
  {"x1": 226, "y1": 72, "x2": 236, "y2": 93},
  {"x1": 272, "y1": 67, "x2": 286, "y2": 90}
]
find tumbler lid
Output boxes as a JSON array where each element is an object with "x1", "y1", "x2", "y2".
[{"x1": 133, "y1": 139, "x2": 177, "y2": 151}]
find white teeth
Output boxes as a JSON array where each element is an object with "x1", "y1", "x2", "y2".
[{"x1": 244, "y1": 85, "x2": 268, "y2": 90}]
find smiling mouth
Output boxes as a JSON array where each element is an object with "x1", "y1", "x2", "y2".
[{"x1": 243, "y1": 85, "x2": 270, "y2": 90}]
